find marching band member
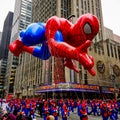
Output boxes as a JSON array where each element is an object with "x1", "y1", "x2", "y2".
[
  {"x1": 61, "y1": 103, "x2": 69, "y2": 120},
  {"x1": 43, "y1": 101, "x2": 50, "y2": 120},
  {"x1": 79, "y1": 101, "x2": 88, "y2": 120},
  {"x1": 51, "y1": 103, "x2": 59, "y2": 120}
]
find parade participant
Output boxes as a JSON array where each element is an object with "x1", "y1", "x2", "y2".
[
  {"x1": 16, "y1": 111, "x2": 26, "y2": 120},
  {"x1": 29, "y1": 102, "x2": 36, "y2": 119},
  {"x1": 86, "y1": 100, "x2": 92, "y2": 115},
  {"x1": 61, "y1": 103, "x2": 69, "y2": 120},
  {"x1": 70, "y1": 99, "x2": 75, "y2": 113},
  {"x1": 97, "y1": 100, "x2": 102, "y2": 116},
  {"x1": 67, "y1": 99, "x2": 71, "y2": 111},
  {"x1": 47, "y1": 115, "x2": 55, "y2": 120},
  {"x1": 86, "y1": 100, "x2": 93, "y2": 115},
  {"x1": 37, "y1": 98, "x2": 44, "y2": 118},
  {"x1": 51, "y1": 103, "x2": 59, "y2": 120},
  {"x1": 117, "y1": 98, "x2": 120, "y2": 113},
  {"x1": 0, "y1": 108, "x2": 16, "y2": 120},
  {"x1": 13, "y1": 102, "x2": 21, "y2": 116},
  {"x1": 21, "y1": 103, "x2": 28, "y2": 117},
  {"x1": 25, "y1": 99, "x2": 31, "y2": 117},
  {"x1": 58, "y1": 99, "x2": 64, "y2": 114},
  {"x1": 93, "y1": 100, "x2": 99, "y2": 116},
  {"x1": 0, "y1": 99, "x2": 2, "y2": 107},
  {"x1": 79, "y1": 101, "x2": 88, "y2": 120},
  {"x1": 4, "y1": 113, "x2": 16, "y2": 120},
  {"x1": 107, "y1": 101, "x2": 114, "y2": 120},
  {"x1": 113, "y1": 100, "x2": 119, "y2": 120},
  {"x1": 77, "y1": 100, "x2": 82, "y2": 116},
  {"x1": 101, "y1": 102, "x2": 109, "y2": 120},
  {"x1": 43, "y1": 101, "x2": 49, "y2": 120},
  {"x1": 1, "y1": 99, "x2": 8, "y2": 112}
]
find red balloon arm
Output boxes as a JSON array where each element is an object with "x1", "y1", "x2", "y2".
[
  {"x1": 23, "y1": 46, "x2": 34, "y2": 54},
  {"x1": 76, "y1": 40, "x2": 96, "y2": 75},
  {"x1": 9, "y1": 39, "x2": 34, "y2": 56},
  {"x1": 9, "y1": 39, "x2": 24, "y2": 56},
  {"x1": 76, "y1": 40, "x2": 91, "y2": 53}
]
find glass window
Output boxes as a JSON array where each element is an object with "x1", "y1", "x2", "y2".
[
  {"x1": 27, "y1": 6, "x2": 31, "y2": 11},
  {"x1": 110, "y1": 43, "x2": 114, "y2": 57},
  {"x1": 26, "y1": 16, "x2": 31, "y2": 22},
  {"x1": 114, "y1": 45, "x2": 117, "y2": 59},
  {"x1": 106, "y1": 42, "x2": 110, "y2": 56}
]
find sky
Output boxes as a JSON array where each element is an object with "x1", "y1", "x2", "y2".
[{"x1": 0, "y1": 0, "x2": 120, "y2": 36}]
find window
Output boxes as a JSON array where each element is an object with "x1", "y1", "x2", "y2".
[
  {"x1": 26, "y1": 16, "x2": 31, "y2": 22},
  {"x1": 118, "y1": 47, "x2": 120, "y2": 60},
  {"x1": 106, "y1": 42, "x2": 110, "y2": 56},
  {"x1": 110, "y1": 43, "x2": 114, "y2": 57},
  {"x1": 114, "y1": 45, "x2": 117, "y2": 59},
  {"x1": 27, "y1": 6, "x2": 31, "y2": 11}
]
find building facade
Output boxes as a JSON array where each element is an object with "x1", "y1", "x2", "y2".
[
  {"x1": 0, "y1": 12, "x2": 13, "y2": 97},
  {"x1": 0, "y1": 32, "x2": 2, "y2": 43},
  {"x1": 0, "y1": 12, "x2": 13, "y2": 60},
  {"x1": 6, "y1": 0, "x2": 32, "y2": 97},
  {"x1": 14, "y1": 0, "x2": 120, "y2": 98}
]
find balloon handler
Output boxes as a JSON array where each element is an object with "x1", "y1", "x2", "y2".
[{"x1": 9, "y1": 13, "x2": 99, "y2": 76}]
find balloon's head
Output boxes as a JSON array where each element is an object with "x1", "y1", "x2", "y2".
[{"x1": 74, "y1": 13, "x2": 100, "y2": 41}]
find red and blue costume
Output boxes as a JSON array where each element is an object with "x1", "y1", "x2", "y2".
[
  {"x1": 101, "y1": 102, "x2": 109, "y2": 120},
  {"x1": 79, "y1": 101, "x2": 88, "y2": 120},
  {"x1": 51, "y1": 104, "x2": 59, "y2": 120},
  {"x1": 43, "y1": 101, "x2": 50, "y2": 120},
  {"x1": 61, "y1": 103, "x2": 69, "y2": 120},
  {"x1": 9, "y1": 13, "x2": 99, "y2": 76}
]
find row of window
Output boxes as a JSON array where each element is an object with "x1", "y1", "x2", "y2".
[{"x1": 107, "y1": 41, "x2": 120, "y2": 59}]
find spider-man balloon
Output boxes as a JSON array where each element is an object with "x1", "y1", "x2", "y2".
[{"x1": 9, "y1": 13, "x2": 99, "y2": 76}]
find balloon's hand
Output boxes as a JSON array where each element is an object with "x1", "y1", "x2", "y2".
[
  {"x1": 9, "y1": 40, "x2": 24, "y2": 56},
  {"x1": 76, "y1": 40, "x2": 91, "y2": 53},
  {"x1": 75, "y1": 40, "x2": 96, "y2": 76}
]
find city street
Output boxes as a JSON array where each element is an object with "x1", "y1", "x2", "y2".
[
  {"x1": 34, "y1": 110, "x2": 120, "y2": 120},
  {"x1": 36, "y1": 109, "x2": 120, "y2": 120},
  {"x1": 35, "y1": 112, "x2": 102, "y2": 120}
]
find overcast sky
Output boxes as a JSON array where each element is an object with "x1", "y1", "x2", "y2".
[{"x1": 0, "y1": 0, "x2": 120, "y2": 36}]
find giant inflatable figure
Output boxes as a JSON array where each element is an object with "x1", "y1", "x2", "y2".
[{"x1": 9, "y1": 13, "x2": 99, "y2": 76}]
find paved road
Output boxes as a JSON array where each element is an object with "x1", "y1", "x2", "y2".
[
  {"x1": 35, "y1": 109, "x2": 120, "y2": 120},
  {"x1": 35, "y1": 114, "x2": 102, "y2": 120},
  {"x1": 35, "y1": 111, "x2": 102, "y2": 120}
]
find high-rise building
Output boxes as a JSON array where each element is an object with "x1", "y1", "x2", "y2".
[
  {"x1": 0, "y1": 12, "x2": 13, "y2": 97},
  {"x1": 6, "y1": 0, "x2": 32, "y2": 97},
  {"x1": 0, "y1": 12, "x2": 13, "y2": 59},
  {"x1": 0, "y1": 59, "x2": 7, "y2": 97},
  {"x1": 0, "y1": 32, "x2": 2, "y2": 41},
  {"x1": 14, "y1": 0, "x2": 120, "y2": 99},
  {"x1": 0, "y1": 31, "x2": 2, "y2": 53}
]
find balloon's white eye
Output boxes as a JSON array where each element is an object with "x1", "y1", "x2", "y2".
[{"x1": 83, "y1": 23, "x2": 92, "y2": 34}]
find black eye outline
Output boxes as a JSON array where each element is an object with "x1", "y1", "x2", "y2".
[{"x1": 83, "y1": 22, "x2": 92, "y2": 34}]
